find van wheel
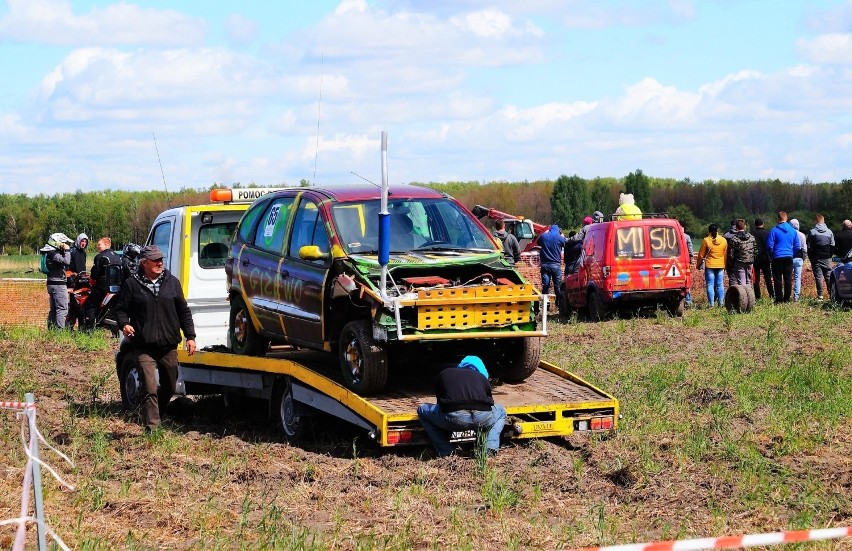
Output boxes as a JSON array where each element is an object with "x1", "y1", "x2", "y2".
[
  {"x1": 339, "y1": 320, "x2": 388, "y2": 394},
  {"x1": 273, "y1": 377, "x2": 310, "y2": 442},
  {"x1": 588, "y1": 290, "x2": 608, "y2": 322},
  {"x1": 230, "y1": 296, "x2": 269, "y2": 356},
  {"x1": 493, "y1": 337, "x2": 542, "y2": 382},
  {"x1": 667, "y1": 297, "x2": 685, "y2": 317}
]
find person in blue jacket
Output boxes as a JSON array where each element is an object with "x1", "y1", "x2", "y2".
[
  {"x1": 766, "y1": 211, "x2": 801, "y2": 303},
  {"x1": 538, "y1": 225, "x2": 567, "y2": 312}
]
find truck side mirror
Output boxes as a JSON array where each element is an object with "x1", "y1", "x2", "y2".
[{"x1": 299, "y1": 245, "x2": 330, "y2": 262}]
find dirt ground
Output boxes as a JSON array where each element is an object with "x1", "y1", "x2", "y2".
[{"x1": 0, "y1": 298, "x2": 849, "y2": 550}]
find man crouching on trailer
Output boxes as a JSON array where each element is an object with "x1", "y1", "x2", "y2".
[
  {"x1": 417, "y1": 356, "x2": 506, "y2": 457},
  {"x1": 115, "y1": 245, "x2": 196, "y2": 432}
]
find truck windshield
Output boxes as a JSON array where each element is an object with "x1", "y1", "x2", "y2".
[{"x1": 331, "y1": 199, "x2": 496, "y2": 254}]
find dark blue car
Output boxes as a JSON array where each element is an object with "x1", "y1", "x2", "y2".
[{"x1": 829, "y1": 250, "x2": 852, "y2": 303}]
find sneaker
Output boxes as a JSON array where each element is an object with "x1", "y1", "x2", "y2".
[{"x1": 817, "y1": 295, "x2": 824, "y2": 301}]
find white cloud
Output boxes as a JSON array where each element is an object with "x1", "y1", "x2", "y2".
[
  {"x1": 797, "y1": 33, "x2": 852, "y2": 65},
  {"x1": 0, "y1": 0, "x2": 206, "y2": 47},
  {"x1": 225, "y1": 14, "x2": 260, "y2": 46}
]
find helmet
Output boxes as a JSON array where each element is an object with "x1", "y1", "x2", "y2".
[
  {"x1": 123, "y1": 243, "x2": 142, "y2": 258},
  {"x1": 48, "y1": 232, "x2": 73, "y2": 248}
]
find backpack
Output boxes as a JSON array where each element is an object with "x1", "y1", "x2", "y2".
[{"x1": 39, "y1": 251, "x2": 50, "y2": 275}]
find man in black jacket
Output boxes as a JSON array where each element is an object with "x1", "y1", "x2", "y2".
[
  {"x1": 417, "y1": 356, "x2": 506, "y2": 457},
  {"x1": 752, "y1": 218, "x2": 774, "y2": 301},
  {"x1": 86, "y1": 237, "x2": 122, "y2": 326},
  {"x1": 115, "y1": 245, "x2": 196, "y2": 431},
  {"x1": 837, "y1": 220, "x2": 852, "y2": 258}
]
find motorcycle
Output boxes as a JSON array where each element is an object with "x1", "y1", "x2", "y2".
[{"x1": 69, "y1": 271, "x2": 121, "y2": 337}]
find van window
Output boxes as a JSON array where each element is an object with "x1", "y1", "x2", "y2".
[
  {"x1": 615, "y1": 226, "x2": 645, "y2": 258},
  {"x1": 649, "y1": 226, "x2": 681, "y2": 258}
]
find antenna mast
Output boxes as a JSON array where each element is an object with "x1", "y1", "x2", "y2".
[{"x1": 153, "y1": 132, "x2": 171, "y2": 207}]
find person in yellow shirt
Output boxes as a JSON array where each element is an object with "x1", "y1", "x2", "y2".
[{"x1": 695, "y1": 223, "x2": 728, "y2": 307}]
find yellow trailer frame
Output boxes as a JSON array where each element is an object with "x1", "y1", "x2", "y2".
[{"x1": 176, "y1": 349, "x2": 619, "y2": 447}]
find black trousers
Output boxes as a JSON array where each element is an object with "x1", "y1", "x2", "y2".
[
  {"x1": 771, "y1": 257, "x2": 794, "y2": 303},
  {"x1": 753, "y1": 260, "x2": 774, "y2": 300}
]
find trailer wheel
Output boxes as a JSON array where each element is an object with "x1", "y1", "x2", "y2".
[
  {"x1": 273, "y1": 377, "x2": 309, "y2": 442},
  {"x1": 492, "y1": 337, "x2": 541, "y2": 382},
  {"x1": 229, "y1": 296, "x2": 269, "y2": 356},
  {"x1": 339, "y1": 320, "x2": 388, "y2": 394}
]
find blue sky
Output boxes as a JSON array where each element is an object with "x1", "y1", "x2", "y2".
[{"x1": 1, "y1": 0, "x2": 851, "y2": 195}]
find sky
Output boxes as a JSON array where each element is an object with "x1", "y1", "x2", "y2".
[{"x1": 1, "y1": 0, "x2": 852, "y2": 196}]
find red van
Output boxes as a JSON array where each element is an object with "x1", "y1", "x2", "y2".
[{"x1": 561, "y1": 216, "x2": 692, "y2": 320}]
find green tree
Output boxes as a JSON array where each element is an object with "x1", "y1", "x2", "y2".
[
  {"x1": 701, "y1": 183, "x2": 723, "y2": 220},
  {"x1": 589, "y1": 178, "x2": 615, "y2": 217},
  {"x1": 623, "y1": 169, "x2": 652, "y2": 212},
  {"x1": 550, "y1": 174, "x2": 590, "y2": 229}
]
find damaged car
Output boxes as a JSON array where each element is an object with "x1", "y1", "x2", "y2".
[{"x1": 225, "y1": 184, "x2": 547, "y2": 394}]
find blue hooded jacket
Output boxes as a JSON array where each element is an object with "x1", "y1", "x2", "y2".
[
  {"x1": 766, "y1": 221, "x2": 801, "y2": 259},
  {"x1": 537, "y1": 225, "x2": 567, "y2": 264},
  {"x1": 458, "y1": 355, "x2": 489, "y2": 379}
]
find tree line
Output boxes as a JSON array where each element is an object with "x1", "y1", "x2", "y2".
[{"x1": 2, "y1": 176, "x2": 851, "y2": 254}]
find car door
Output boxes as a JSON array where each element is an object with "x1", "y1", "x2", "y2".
[
  {"x1": 277, "y1": 194, "x2": 331, "y2": 346},
  {"x1": 240, "y1": 195, "x2": 297, "y2": 336}
]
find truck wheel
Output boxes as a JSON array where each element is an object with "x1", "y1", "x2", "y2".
[
  {"x1": 229, "y1": 296, "x2": 269, "y2": 356},
  {"x1": 273, "y1": 377, "x2": 309, "y2": 442},
  {"x1": 339, "y1": 320, "x2": 388, "y2": 394},
  {"x1": 492, "y1": 337, "x2": 541, "y2": 382},
  {"x1": 118, "y1": 352, "x2": 168, "y2": 412},
  {"x1": 588, "y1": 289, "x2": 608, "y2": 322}
]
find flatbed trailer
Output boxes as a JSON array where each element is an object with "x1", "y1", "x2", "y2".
[{"x1": 176, "y1": 348, "x2": 619, "y2": 447}]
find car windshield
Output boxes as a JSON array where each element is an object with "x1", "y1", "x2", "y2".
[{"x1": 331, "y1": 198, "x2": 496, "y2": 254}]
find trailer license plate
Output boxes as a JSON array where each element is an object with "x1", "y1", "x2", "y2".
[{"x1": 449, "y1": 429, "x2": 476, "y2": 442}]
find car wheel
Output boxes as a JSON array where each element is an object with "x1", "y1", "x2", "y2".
[
  {"x1": 273, "y1": 377, "x2": 310, "y2": 442},
  {"x1": 829, "y1": 278, "x2": 840, "y2": 303},
  {"x1": 588, "y1": 289, "x2": 608, "y2": 322},
  {"x1": 229, "y1": 295, "x2": 269, "y2": 356},
  {"x1": 492, "y1": 337, "x2": 542, "y2": 382},
  {"x1": 339, "y1": 320, "x2": 388, "y2": 394}
]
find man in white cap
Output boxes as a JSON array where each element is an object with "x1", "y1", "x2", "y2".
[
  {"x1": 40, "y1": 232, "x2": 74, "y2": 329},
  {"x1": 114, "y1": 245, "x2": 196, "y2": 431}
]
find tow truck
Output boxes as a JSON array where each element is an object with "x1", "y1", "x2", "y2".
[
  {"x1": 117, "y1": 184, "x2": 618, "y2": 447},
  {"x1": 471, "y1": 204, "x2": 548, "y2": 252}
]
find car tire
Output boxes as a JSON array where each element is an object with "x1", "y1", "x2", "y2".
[
  {"x1": 829, "y1": 277, "x2": 840, "y2": 303},
  {"x1": 339, "y1": 320, "x2": 388, "y2": 394},
  {"x1": 229, "y1": 295, "x2": 269, "y2": 356},
  {"x1": 272, "y1": 376, "x2": 310, "y2": 442},
  {"x1": 495, "y1": 337, "x2": 542, "y2": 382},
  {"x1": 588, "y1": 289, "x2": 608, "y2": 322},
  {"x1": 743, "y1": 285, "x2": 756, "y2": 312},
  {"x1": 725, "y1": 285, "x2": 749, "y2": 313},
  {"x1": 667, "y1": 297, "x2": 685, "y2": 317}
]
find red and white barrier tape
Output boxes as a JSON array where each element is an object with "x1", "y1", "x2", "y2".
[
  {"x1": 0, "y1": 401, "x2": 35, "y2": 410},
  {"x1": 570, "y1": 526, "x2": 852, "y2": 551}
]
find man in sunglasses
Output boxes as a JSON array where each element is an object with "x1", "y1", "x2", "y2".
[{"x1": 115, "y1": 245, "x2": 196, "y2": 432}]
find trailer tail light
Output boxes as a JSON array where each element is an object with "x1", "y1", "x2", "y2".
[
  {"x1": 386, "y1": 430, "x2": 413, "y2": 445},
  {"x1": 575, "y1": 416, "x2": 614, "y2": 432}
]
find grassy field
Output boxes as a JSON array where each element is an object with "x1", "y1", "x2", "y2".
[
  {"x1": 0, "y1": 300, "x2": 850, "y2": 550},
  {"x1": 0, "y1": 255, "x2": 43, "y2": 278}
]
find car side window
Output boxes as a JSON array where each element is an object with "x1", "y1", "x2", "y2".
[
  {"x1": 288, "y1": 198, "x2": 330, "y2": 262},
  {"x1": 238, "y1": 198, "x2": 268, "y2": 243},
  {"x1": 253, "y1": 197, "x2": 295, "y2": 254}
]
